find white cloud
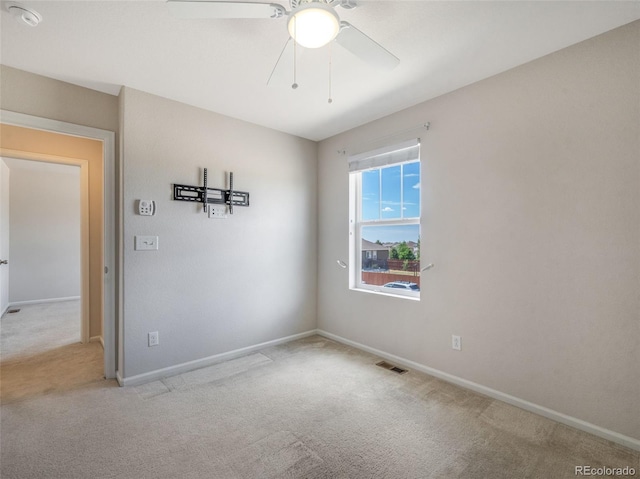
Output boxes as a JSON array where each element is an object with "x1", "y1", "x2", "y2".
[
  {"x1": 382, "y1": 207, "x2": 394, "y2": 212},
  {"x1": 412, "y1": 182, "x2": 420, "y2": 189}
]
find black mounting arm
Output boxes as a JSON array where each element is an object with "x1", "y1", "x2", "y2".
[{"x1": 173, "y1": 168, "x2": 250, "y2": 214}]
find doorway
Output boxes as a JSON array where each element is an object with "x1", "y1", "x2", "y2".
[
  {"x1": 1, "y1": 158, "x2": 84, "y2": 338},
  {"x1": 0, "y1": 111, "x2": 116, "y2": 379}
]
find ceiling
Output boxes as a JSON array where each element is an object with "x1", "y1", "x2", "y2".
[{"x1": 2, "y1": 1, "x2": 639, "y2": 141}]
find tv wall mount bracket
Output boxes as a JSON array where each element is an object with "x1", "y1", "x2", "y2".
[{"x1": 173, "y1": 168, "x2": 249, "y2": 215}]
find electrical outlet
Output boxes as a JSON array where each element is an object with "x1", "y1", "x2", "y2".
[
  {"x1": 148, "y1": 331, "x2": 159, "y2": 347},
  {"x1": 452, "y1": 335, "x2": 461, "y2": 351},
  {"x1": 208, "y1": 205, "x2": 228, "y2": 219}
]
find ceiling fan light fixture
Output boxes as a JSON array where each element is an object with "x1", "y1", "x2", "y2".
[{"x1": 287, "y1": 2, "x2": 340, "y2": 49}]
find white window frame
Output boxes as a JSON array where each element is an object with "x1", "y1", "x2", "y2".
[{"x1": 348, "y1": 139, "x2": 421, "y2": 300}]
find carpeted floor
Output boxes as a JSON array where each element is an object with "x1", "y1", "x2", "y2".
[
  {"x1": 0, "y1": 301, "x2": 103, "y2": 404},
  {"x1": 1, "y1": 303, "x2": 638, "y2": 478},
  {"x1": 1, "y1": 300, "x2": 82, "y2": 359}
]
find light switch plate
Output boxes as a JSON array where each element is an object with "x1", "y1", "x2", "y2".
[{"x1": 135, "y1": 235, "x2": 158, "y2": 251}]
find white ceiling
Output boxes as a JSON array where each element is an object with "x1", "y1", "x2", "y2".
[{"x1": 2, "y1": 1, "x2": 639, "y2": 141}]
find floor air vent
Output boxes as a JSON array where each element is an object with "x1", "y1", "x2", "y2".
[
  {"x1": 376, "y1": 361, "x2": 408, "y2": 375},
  {"x1": 7, "y1": 309, "x2": 20, "y2": 314}
]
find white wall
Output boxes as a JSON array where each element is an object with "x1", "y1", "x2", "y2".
[
  {"x1": 119, "y1": 88, "x2": 317, "y2": 379},
  {"x1": 317, "y1": 21, "x2": 640, "y2": 441},
  {"x1": 6, "y1": 159, "x2": 81, "y2": 303}
]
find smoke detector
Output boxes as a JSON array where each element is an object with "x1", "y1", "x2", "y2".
[{"x1": 6, "y1": 2, "x2": 42, "y2": 27}]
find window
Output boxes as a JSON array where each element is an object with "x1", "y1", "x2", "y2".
[{"x1": 348, "y1": 139, "x2": 421, "y2": 298}]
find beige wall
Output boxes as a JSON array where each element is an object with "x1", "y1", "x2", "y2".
[
  {"x1": 119, "y1": 87, "x2": 317, "y2": 378},
  {"x1": 0, "y1": 65, "x2": 118, "y2": 132},
  {"x1": 317, "y1": 21, "x2": 640, "y2": 440}
]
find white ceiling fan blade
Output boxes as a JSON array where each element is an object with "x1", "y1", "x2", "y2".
[
  {"x1": 167, "y1": 1, "x2": 286, "y2": 19},
  {"x1": 335, "y1": 21, "x2": 399, "y2": 71}
]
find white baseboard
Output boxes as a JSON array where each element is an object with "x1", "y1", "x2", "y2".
[
  {"x1": 117, "y1": 329, "x2": 318, "y2": 387},
  {"x1": 8, "y1": 296, "x2": 81, "y2": 307},
  {"x1": 316, "y1": 329, "x2": 640, "y2": 452},
  {"x1": 89, "y1": 335, "x2": 104, "y2": 349}
]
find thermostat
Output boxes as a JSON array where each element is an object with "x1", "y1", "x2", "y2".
[{"x1": 137, "y1": 200, "x2": 156, "y2": 216}]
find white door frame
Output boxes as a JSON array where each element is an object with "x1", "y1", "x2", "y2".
[
  {"x1": 0, "y1": 159, "x2": 9, "y2": 316},
  {"x1": 0, "y1": 110, "x2": 117, "y2": 379}
]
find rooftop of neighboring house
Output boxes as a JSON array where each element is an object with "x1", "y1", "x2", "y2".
[{"x1": 362, "y1": 239, "x2": 391, "y2": 251}]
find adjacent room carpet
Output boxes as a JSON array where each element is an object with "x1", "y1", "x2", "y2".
[{"x1": 1, "y1": 305, "x2": 638, "y2": 478}]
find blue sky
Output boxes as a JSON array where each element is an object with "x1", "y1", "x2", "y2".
[{"x1": 361, "y1": 161, "x2": 420, "y2": 243}]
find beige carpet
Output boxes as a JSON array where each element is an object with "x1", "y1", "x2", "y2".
[
  {"x1": 1, "y1": 307, "x2": 638, "y2": 478},
  {"x1": 0, "y1": 301, "x2": 103, "y2": 404},
  {"x1": 1, "y1": 300, "x2": 82, "y2": 358}
]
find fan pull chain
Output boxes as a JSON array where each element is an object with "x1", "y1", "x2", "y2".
[
  {"x1": 292, "y1": 17, "x2": 298, "y2": 90},
  {"x1": 328, "y1": 42, "x2": 333, "y2": 104}
]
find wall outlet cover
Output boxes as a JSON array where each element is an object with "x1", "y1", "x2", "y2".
[
  {"x1": 148, "y1": 331, "x2": 159, "y2": 347},
  {"x1": 208, "y1": 205, "x2": 228, "y2": 219}
]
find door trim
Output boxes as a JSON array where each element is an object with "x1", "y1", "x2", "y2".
[{"x1": 0, "y1": 110, "x2": 117, "y2": 379}]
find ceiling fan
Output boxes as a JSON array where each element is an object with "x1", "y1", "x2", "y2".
[{"x1": 167, "y1": 0, "x2": 399, "y2": 96}]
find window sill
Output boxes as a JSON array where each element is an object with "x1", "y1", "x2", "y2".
[{"x1": 350, "y1": 287, "x2": 420, "y2": 301}]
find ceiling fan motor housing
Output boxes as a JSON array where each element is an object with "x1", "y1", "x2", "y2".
[{"x1": 288, "y1": 1, "x2": 341, "y2": 48}]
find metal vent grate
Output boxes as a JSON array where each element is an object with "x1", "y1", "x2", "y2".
[
  {"x1": 7, "y1": 309, "x2": 20, "y2": 314},
  {"x1": 376, "y1": 361, "x2": 408, "y2": 375}
]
